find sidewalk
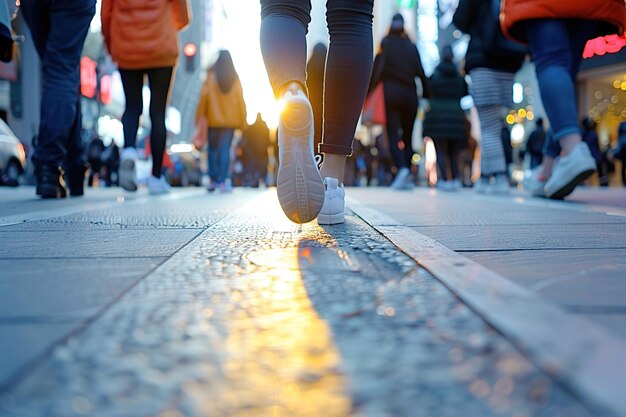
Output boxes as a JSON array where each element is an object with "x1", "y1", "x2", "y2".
[{"x1": 0, "y1": 185, "x2": 625, "y2": 417}]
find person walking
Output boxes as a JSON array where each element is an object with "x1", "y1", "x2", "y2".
[
  {"x1": 453, "y1": 0, "x2": 526, "y2": 194},
  {"x1": 503, "y1": 0, "x2": 625, "y2": 199},
  {"x1": 423, "y1": 45, "x2": 468, "y2": 191},
  {"x1": 20, "y1": 0, "x2": 96, "y2": 198},
  {"x1": 373, "y1": 13, "x2": 430, "y2": 190},
  {"x1": 260, "y1": 0, "x2": 374, "y2": 224},
  {"x1": 240, "y1": 113, "x2": 270, "y2": 187},
  {"x1": 102, "y1": 0, "x2": 190, "y2": 195},
  {"x1": 612, "y1": 122, "x2": 626, "y2": 187},
  {"x1": 195, "y1": 50, "x2": 247, "y2": 193},
  {"x1": 525, "y1": 118, "x2": 546, "y2": 170}
]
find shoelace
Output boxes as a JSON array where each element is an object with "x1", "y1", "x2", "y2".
[{"x1": 314, "y1": 154, "x2": 322, "y2": 169}]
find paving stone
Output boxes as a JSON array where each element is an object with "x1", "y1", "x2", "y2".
[{"x1": 0, "y1": 192, "x2": 592, "y2": 417}]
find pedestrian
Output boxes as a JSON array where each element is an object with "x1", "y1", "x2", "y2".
[
  {"x1": 453, "y1": 0, "x2": 526, "y2": 194},
  {"x1": 503, "y1": 0, "x2": 625, "y2": 199},
  {"x1": 306, "y1": 43, "x2": 327, "y2": 156},
  {"x1": 102, "y1": 0, "x2": 190, "y2": 195},
  {"x1": 20, "y1": 0, "x2": 96, "y2": 198},
  {"x1": 423, "y1": 45, "x2": 468, "y2": 191},
  {"x1": 240, "y1": 113, "x2": 270, "y2": 188},
  {"x1": 195, "y1": 50, "x2": 247, "y2": 193},
  {"x1": 612, "y1": 122, "x2": 626, "y2": 187},
  {"x1": 372, "y1": 13, "x2": 430, "y2": 190},
  {"x1": 581, "y1": 117, "x2": 606, "y2": 186},
  {"x1": 86, "y1": 133, "x2": 105, "y2": 187},
  {"x1": 260, "y1": 0, "x2": 374, "y2": 224},
  {"x1": 525, "y1": 118, "x2": 546, "y2": 170}
]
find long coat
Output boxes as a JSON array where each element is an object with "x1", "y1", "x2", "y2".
[
  {"x1": 501, "y1": 0, "x2": 625, "y2": 43},
  {"x1": 423, "y1": 60, "x2": 468, "y2": 142}
]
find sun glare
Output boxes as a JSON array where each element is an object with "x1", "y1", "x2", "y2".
[{"x1": 221, "y1": 1, "x2": 280, "y2": 129}]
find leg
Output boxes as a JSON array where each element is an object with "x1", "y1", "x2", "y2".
[
  {"x1": 146, "y1": 67, "x2": 174, "y2": 178},
  {"x1": 119, "y1": 69, "x2": 145, "y2": 150},
  {"x1": 217, "y1": 129, "x2": 235, "y2": 183},
  {"x1": 434, "y1": 140, "x2": 448, "y2": 181},
  {"x1": 449, "y1": 140, "x2": 460, "y2": 180},
  {"x1": 385, "y1": 107, "x2": 404, "y2": 170},
  {"x1": 399, "y1": 94, "x2": 418, "y2": 169},
  {"x1": 208, "y1": 129, "x2": 220, "y2": 183}
]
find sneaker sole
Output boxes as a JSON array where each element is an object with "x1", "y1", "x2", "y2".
[
  {"x1": 277, "y1": 96, "x2": 324, "y2": 224},
  {"x1": 119, "y1": 159, "x2": 138, "y2": 192},
  {"x1": 317, "y1": 212, "x2": 345, "y2": 225},
  {"x1": 546, "y1": 168, "x2": 594, "y2": 200}
]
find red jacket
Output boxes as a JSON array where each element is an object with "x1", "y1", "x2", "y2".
[
  {"x1": 102, "y1": 0, "x2": 191, "y2": 69},
  {"x1": 501, "y1": 0, "x2": 626, "y2": 43}
]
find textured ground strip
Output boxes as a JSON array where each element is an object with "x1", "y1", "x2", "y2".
[{"x1": 0, "y1": 193, "x2": 593, "y2": 417}]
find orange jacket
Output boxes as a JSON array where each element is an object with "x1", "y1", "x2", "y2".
[
  {"x1": 501, "y1": 0, "x2": 626, "y2": 43},
  {"x1": 195, "y1": 71, "x2": 247, "y2": 130},
  {"x1": 101, "y1": 0, "x2": 191, "y2": 69}
]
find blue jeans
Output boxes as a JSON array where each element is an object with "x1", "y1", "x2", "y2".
[
  {"x1": 526, "y1": 19, "x2": 597, "y2": 158},
  {"x1": 208, "y1": 128, "x2": 234, "y2": 184},
  {"x1": 20, "y1": 0, "x2": 96, "y2": 170},
  {"x1": 260, "y1": 0, "x2": 374, "y2": 156}
]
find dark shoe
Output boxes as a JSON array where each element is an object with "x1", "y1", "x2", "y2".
[
  {"x1": 65, "y1": 164, "x2": 87, "y2": 197},
  {"x1": 35, "y1": 166, "x2": 67, "y2": 199}
]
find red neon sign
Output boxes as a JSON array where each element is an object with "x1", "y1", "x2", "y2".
[
  {"x1": 583, "y1": 34, "x2": 626, "y2": 59},
  {"x1": 80, "y1": 56, "x2": 97, "y2": 98}
]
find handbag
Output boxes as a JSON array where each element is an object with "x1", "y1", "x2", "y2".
[{"x1": 362, "y1": 83, "x2": 386, "y2": 126}]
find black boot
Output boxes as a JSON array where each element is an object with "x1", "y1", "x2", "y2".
[
  {"x1": 65, "y1": 164, "x2": 87, "y2": 196},
  {"x1": 35, "y1": 165, "x2": 67, "y2": 199}
]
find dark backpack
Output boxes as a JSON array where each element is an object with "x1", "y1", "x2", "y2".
[{"x1": 482, "y1": 0, "x2": 527, "y2": 60}]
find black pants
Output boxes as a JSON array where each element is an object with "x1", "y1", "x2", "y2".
[
  {"x1": 434, "y1": 139, "x2": 460, "y2": 181},
  {"x1": 119, "y1": 67, "x2": 174, "y2": 178},
  {"x1": 21, "y1": 0, "x2": 95, "y2": 171},
  {"x1": 260, "y1": 0, "x2": 374, "y2": 156},
  {"x1": 384, "y1": 81, "x2": 418, "y2": 169}
]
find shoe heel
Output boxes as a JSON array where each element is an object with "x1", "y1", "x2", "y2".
[{"x1": 317, "y1": 212, "x2": 345, "y2": 225}]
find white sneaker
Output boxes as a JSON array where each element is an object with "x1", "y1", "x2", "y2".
[
  {"x1": 220, "y1": 179, "x2": 233, "y2": 193},
  {"x1": 317, "y1": 177, "x2": 345, "y2": 225},
  {"x1": 120, "y1": 147, "x2": 138, "y2": 192},
  {"x1": 451, "y1": 179, "x2": 463, "y2": 190},
  {"x1": 437, "y1": 180, "x2": 454, "y2": 192},
  {"x1": 523, "y1": 167, "x2": 547, "y2": 197},
  {"x1": 486, "y1": 173, "x2": 510, "y2": 195},
  {"x1": 545, "y1": 142, "x2": 596, "y2": 199},
  {"x1": 474, "y1": 177, "x2": 489, "y2": 194},
  {"x1": 391, "y1": 167, "x2": 410, "y2": 189},
  {"x1": 276, "y1": 90, "x2": 324, "y2": 223},
  {"x1": 148, "y1": 175, "x2": 171, "y2": 195}
]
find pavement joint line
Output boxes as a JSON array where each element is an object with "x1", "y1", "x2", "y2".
[
  {"x1": 455, "y1": 247, "x2": 626, "y2": 253},
  {"x1": 0, "y1": 199, "x2": 236, "y2": 393},
  {"x1": 347, "y1": 196, "x2": 626, "y2": 417},
  {"x1": 0, "y1": 189, "x2": 207, "y2": 227}
]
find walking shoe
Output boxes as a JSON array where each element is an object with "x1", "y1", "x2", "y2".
[
  {"x1": 148, "y1": 175, "x2": 171, "y2": 195},
  {"x1": 437, "y1": 180, "x2": 454, "y2": 191},
  {"x1": 317, "y1": 177, "x2": 345, "y2": 225},
  {"x1": 119, "y1": 147, "x2": 138, "y2": 192},
  {"x1": 545, "y1": 142, "x2": 596, "y2": 199},
  {"x1": 219, "y1": 179, "x2": 233, "y2": 193},
  {"x1": 474, "y1": 176, "x2": 490, "y2": 194},
  {"x1": 486, "y1": 173, "x2": 510, "y2": 195},
  {"x1": 391, "y1": 167, "x2": 410, "y2": 189},
  {"x1": 276, "y1": 90, "x2": 324, "y2": 223},
  {"x1": 35, "y1": 165, "x2": 67, "y2": 199},
  {"x1": 207, "y1": 181, "x2": 216, "y2": 192},
  {"x1": 451, "y1": 179, "x2": 463, "y2": 190},
  {"x1": 65, "y1": 164, "x2": 87, "y2": 197},
  {"x1": 522, "y1": 167, "x2": 548, "y2": 197}
]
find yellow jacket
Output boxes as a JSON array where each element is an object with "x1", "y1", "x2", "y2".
[{"x1": 195, "y1": 71, "x2": 247, "y2": 129}]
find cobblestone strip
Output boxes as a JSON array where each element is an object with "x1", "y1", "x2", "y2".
[{"x1": 1, "y1": 192, "x2": 593, "y2": 417}]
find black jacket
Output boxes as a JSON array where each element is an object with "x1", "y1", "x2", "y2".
[
  {"x1": 372, "y1": 32, "x2": 430, "y2": 98},
  {"x1": 423, "y1": 60, "x2": 468, "y2": 142},
  {"x1": 453, "y1": 0, "x2": 525, "y2": 73}
]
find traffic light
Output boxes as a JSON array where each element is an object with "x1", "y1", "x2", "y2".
[{"x1": 183, "y1": 43, "x2": 196, "y2": 73}]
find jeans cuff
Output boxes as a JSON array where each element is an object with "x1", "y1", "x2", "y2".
[
  {"x1": 553, "y1": 126, "x2": 581, "y2": 141},
  {"x1": 318, "y1": 143, "x2": 353, "y2": 156}
]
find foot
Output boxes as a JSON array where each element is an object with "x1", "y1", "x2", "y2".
[
  {"x1": 474, "y1": 176, "x2": 489, "y2": 194},
  {"x1": 207, "y1": 181, "x2": 216, "y2": 192},
  {"x1": 545, "y1": 142, "x2": 596, "y2": 199},
  {"x1": 317, "y1": 177, "x2": 345, "y2": 225},
  {"x1": 486, "y1": 173, "x2": 510, "y2": 195},
  {"x1": 65, "y1": 164, "x2": 87, "y2": 197},
  {"x1": 148, "y1": 175, "x2": 171, "y2": 195},
  {"x1": 35, "y1": 165, "x2": 67, "y2": 199},
  {"x1": 276, "y1": 89, "x2": 324, "y2": 223},
  {"x1": 119, "y1": 147, "x2": 138, "y2": 192},
  {"x1": 391, "y1": 167, "x2": 410, "y2": 189},
  {"x1": 219, "y1": 180, "x2": 233, "y2": 193},
  {"x1": 523, "y1": 167, "x2": 548, "y2": 197}
]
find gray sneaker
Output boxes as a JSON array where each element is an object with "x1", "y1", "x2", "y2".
[
  {"x1": 119, "y1": 147, "x2": 138, "y2": 192},
  {"x1": 545, "y1": 142, "x2": 596, "y2": 199}
]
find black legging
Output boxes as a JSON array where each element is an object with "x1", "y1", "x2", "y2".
[
  {"x1": 434, "y1": 139, "x2": 460, "y2": 181},
  {"x1": 119, "y1": 67, "x2": 173, "y2": 178},
  {"x1": 260, "y1": 0, "x2": 374, "y2": 156},
  {"x1": 384, "y1": 81, "x2": 418, "y2": 169}
]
